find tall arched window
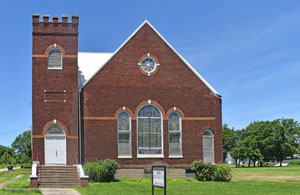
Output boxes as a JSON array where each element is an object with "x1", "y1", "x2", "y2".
[
  {"x1": 202, "y1": 130, "x2": 214, "y2": 163},
  {"x1": 137, "y1": 105, "x2": 163, "y2": 157},
  {"x1": 168, "y1": 112, "x2": 182, "y2": 157},
  {"x1": 48, "y1": 47, "x2": 62, "y2": 69},
  {"x1": 117, "y1": 111, "x2": 131, "y2": 157}
]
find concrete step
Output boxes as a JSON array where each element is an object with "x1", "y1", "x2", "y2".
[
  {"x1": 37, "y1": 165, "x2": 81, "y2": 188},
  {"x1": 39, "y1": 182, "x2": 80, "y2": 187},
  {"x1": 38, "y1": 170, "x2": 78, "y2": 173},
  {"x1": 38, "y1": 173, "x2": 79, "y2": 177},
  {"x1": 39, "y1": 178, "x2": 80, "y2": 182}
]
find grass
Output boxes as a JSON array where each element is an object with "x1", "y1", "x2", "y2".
[
  {"x1": 77, "y1": 177, "x2": 300, "y2": 195},
  {"x1": 4, "y1": 174, "x2": 30, "y2": 188},
  {"x1": 0, "y1": 189, "x2": 41, "y2": 194},
  {"x1": 77, "y1": 166, "x2": 300, "y2": 195},
  {"x1": 231, "y1": 166, "x2": 300, "y2": 182},
  {"x1": 0, "y1": 169, "x2": 30, "y2": 184}
]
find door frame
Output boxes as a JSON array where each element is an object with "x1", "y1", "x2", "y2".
[{"x1": 44, "y1": 135, "x2": 67, "y2": 165}]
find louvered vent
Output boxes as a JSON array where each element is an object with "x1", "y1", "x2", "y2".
[{"x1": 48, "y1": 48, "x2": 62, "y2": 69}]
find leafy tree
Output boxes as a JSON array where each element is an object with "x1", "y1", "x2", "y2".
[
  {"x1": 11, "y1": 130, "x2": 31, "y2": 157},
  {"x1": 243, "y1": 121, "x2": 274, "y2": 166},
  {"x1": 222, "y1": 124, "x2": 237, "y2": 162},
  {"x1": 268, "y1": 119, "x2": 300, "y2": 166},
  {"x1": 230, "y1": 141, "x2": 247, "y2": 168},
  {"x1": 0, "y1": 145, "x2": 14, "y2": 157},
  {"x1": 0, "y1": 152, "x2": 11, "y2": 165}
]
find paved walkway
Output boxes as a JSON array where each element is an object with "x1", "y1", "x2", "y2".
[
  {"x1": 40, "y1": 188, "x2": 81, "y2": 195},
  {"x1": 0, "y1": 174, "x2": 24, "y2": 188},
  {"x1": 0, "y1": 167, "x2": 21, "y2": 172}
]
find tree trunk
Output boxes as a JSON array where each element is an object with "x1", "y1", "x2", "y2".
[
  {"x1": 253, "y1": 160, "x2": 256, "y2": 167},
  {"x1": 280, "y1": 160, "x2": 282, "y2": 167},
  {"x1": 238, "y1": 159, "x2": 241, "y2": 168},
  {"x1": 248, "y1": 160, "x2": 251, "y2": 167},
  {"x1": 260, "y1": 162, "x2": 263, "y2": 167},
  {"x1": 235, "y1": 159, "x2": 238, "y2": 168}
]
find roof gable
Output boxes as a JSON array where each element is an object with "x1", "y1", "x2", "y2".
[{"x1": 80, "y1": 20, "x2": 221, "y2": 98}]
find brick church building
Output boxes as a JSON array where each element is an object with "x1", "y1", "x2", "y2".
[{"x1": 32, "y1": 14, "x2": 222, "y2": 169}]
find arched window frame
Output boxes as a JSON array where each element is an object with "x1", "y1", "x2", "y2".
[
  {"x1": 137, "y1": 104, "x2": 164, "y2": 158},
  {"x1": 202, "y1": 130, "x2": 214, "y2": 163},
  {"x1": 117, "y1": 111, "x2": 132, "y2": 158},
  {"x1": 48, "y1": 47, "x2": 63, "y2": 70},
  {"x1": 168, "y1": 111, "x2": 182, "y2": 158},
  {"x1": 45, "y1": 124, "x2": 66, "y2": 137}
]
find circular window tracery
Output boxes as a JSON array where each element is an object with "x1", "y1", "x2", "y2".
[
  {"x1": 141, "y1": 57, "x2": 156, "y2": 73},
  {"x1": 138, "y1": 53, "x2": 160, "y2": 76}
]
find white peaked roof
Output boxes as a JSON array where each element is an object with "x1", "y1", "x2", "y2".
[
  {"x1": 78, "y1": 52, "x2": 113, "y2": 89},
  {"x1": 78, "y1": 20, "x2": 221, "y2": 98}
]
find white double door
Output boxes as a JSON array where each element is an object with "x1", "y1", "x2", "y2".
[{"x1": 45, "y1": 136, "x2": 66, "y2": 165}]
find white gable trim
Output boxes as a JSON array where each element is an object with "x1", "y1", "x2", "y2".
[{"x1": 81, "y1": 20, "x2": 221, "y2": 98}]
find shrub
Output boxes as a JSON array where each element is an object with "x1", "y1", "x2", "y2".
[
  {"x1": 191, "y1": 160, "x2": 232, "y2": 182},
  {"x1": 84, "y1": 162, "x2": 99, "y2": 181},
  {"x1": 21, "y1": 162, "x2": 32, "y2": 168},
  {"x1": 99, "y1": 159, "x2": 119, "y2": 182},
  {"x1": 16, "y1": 153, "x2": 31, "y2": 165},
  {"x1": 214, "y1": 164, "x2": 232, "y2": 182},
  {"x1": 84, "y1": 159, "x2": 119, "y2": 182},
  {"x1": 191, "y1": 160, "x2": 215, "y2": 181},
  {"x1": 288, "y1": 160, "x2": 300, "y2": 166}
]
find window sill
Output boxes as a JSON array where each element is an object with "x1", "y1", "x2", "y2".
[
  {"x1": 169, "y1": 155, "x2": 183, "y2": 159},
  {"x1": 137, "y1": 155, "x2": 164, "y2": 159},
  {"x1": 118, "y1": 156, "x2": 132, "y2": 159},
  {"x1": 48, "y1": 67, "x2": 63, "y2": 70}
]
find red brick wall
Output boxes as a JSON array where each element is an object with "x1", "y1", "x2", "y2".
[
  {"x1": 81, "y1": 23, "x2": 222, "y2": 167},
  {"x1": 32, "y1": 15, "x2": 79, "y2": 165}
]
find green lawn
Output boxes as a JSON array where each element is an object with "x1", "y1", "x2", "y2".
[
  {"x1": 232, "y1": 166, "x2": 300, "y2": 182},
  {"x1": 77, "y1": 178, "x2": 300, "y2": 195},
  {"x1": 4, "y1": 174, "x2": 31, "y2": 188},
  {"x1": 2, "y1": 166, "x2": 300, "y2": 195},
  {"x1": 77, "y1": 166, "x2": 300, "y2": 195},
  {"x1": 0, "y1": 189, "x2": 41, "y2": 195},
  {"x1": 0, "y1": 169, "x2": 30, "y2": 184}
]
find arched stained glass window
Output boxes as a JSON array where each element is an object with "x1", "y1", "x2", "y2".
[
  {"x1": 137, "y1": 105, "x2": 163, "y2": 156},
  {"x1": 168, "y1": 112, "x2": 182, "y2": 157},
  {"x1": 48, "y1": 48, "x2": 62, "y2": 69},
  {"x1": 117, "y1": 111, "x2": 131, "y2": 157},
  {"x1": 202, "y1": 130, "x2": 214, "y2": 163}
]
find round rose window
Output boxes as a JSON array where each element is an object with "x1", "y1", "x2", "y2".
[
  {"x1": 141, "y1": 57, "x2": 156, "y2": 73},
  {"x1": 138, "y1": 53, "x2": 160, "y2": 76}
]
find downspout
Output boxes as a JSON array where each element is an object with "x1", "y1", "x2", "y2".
[{"x1": 78, "y1": 89, "x2": 82, "y2": 164}]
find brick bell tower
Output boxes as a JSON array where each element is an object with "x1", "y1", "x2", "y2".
[{"x1": 32, "y1": 14, "x2": 79, "y2": 165}]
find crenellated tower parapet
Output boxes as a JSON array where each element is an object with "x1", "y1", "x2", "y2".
[{"x1": 32, "y1": 14, "x2": 79, "y2": 35}]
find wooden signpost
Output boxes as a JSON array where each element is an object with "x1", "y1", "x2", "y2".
[{"x1": 152, "y1": 165, "x2": 166, "y2": 195}]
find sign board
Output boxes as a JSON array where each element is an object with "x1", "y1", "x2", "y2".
[{"x1": 152, "y1": 165, "x2": 166, "y2": 195}]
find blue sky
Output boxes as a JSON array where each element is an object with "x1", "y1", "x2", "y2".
[{"x1": 0, "y1": 0, "x2": 299, "y2": 147}]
